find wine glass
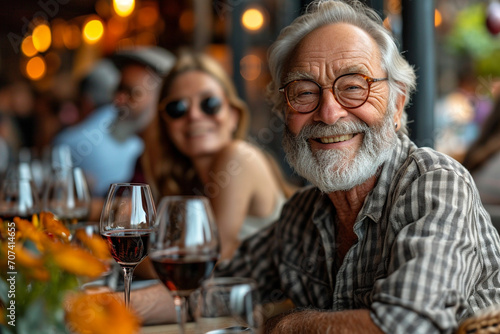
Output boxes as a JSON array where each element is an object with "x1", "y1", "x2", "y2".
[
  {"x1": 100, "y1": 183, "x2": 156, "y2": 308},
  {"x1": 43, "y1": 166, "x2": 91, "y2": 234},
  {"x1": 149, "y1": 196, "x2": 220, "y2": 334},
  {"x1": 0, "y1": 163, "x2": 40, "y2": 221},
  {"x1": 195, "y1": 277, "x2": 263, "y2": 334}
]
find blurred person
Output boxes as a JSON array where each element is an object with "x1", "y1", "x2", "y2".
[
  {"x1": 435, "y1": 58, "x2": 494, "y2": 162},
  {"x1": 53, "y1": 47, "x2": 175, "y2": 200},
  {"x1": 462, "y1": 96, "x2": 500, "y2": 205},
  {"x1": 139, "y1": 52, "x2": 296, "y2": 260}
]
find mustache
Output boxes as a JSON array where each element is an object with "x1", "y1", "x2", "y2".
[{"x1": 289, "y1": 119, "x2": 370, "y2": 140}]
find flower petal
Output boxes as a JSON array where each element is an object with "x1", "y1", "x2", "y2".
[
  {"x1": 50, "y1": 245, "x2": 108, "y2": 278},
  {"x1": 65, "y1": 292, "x2": 140, "y2": 334}
]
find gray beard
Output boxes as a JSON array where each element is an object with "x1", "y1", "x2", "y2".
[{"x1": 283, "y1": 115, "x2": 397, "y2": 193}]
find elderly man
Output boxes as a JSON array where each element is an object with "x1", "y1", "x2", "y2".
[
  {"x1": 54, "y1": 47, "x2": 175, "y2": 197},
  {"x1": 216, "y1": 1, "x2": 500, "y2": 333}
]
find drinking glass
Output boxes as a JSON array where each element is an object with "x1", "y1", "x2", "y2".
[
  {"x1": 100, "y1": 183, "x2": 156, "y2": 308},
  {"x1": 43, "y1": 167, "x2": 91, "y2": 234},
  {"x1": 195, "y1": 277, "x2": 263, "y2": 334},
  {"x1": 149, "y1": 196, "x2": 220, "y2": 334},
  {"x1": 0, "y1": 163, "x2": 40, "y2": 221}
]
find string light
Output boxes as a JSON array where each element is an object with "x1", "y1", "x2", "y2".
[
  {"x1": 242, "y1": 8, "x2": 265, "y2": 31},
  {"x1": 32, "y1": 24, "x2": 52, "y2": 53},
  {"x1": 113, "y1": 0, "x2": 135, "y2": 17},
  {"x1": 83, "y1": 19, "x2": 104, "y2": 44},
  {"x1": 26, "y1": 56, "x2": 46, "y2": 80},
  {"x1": 21, "y1": 36, "x2": 38, "y2": 57}
]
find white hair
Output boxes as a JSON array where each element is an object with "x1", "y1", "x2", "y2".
[{"x1": 266, "y1": 0, "x2": 417, "y2": 135}]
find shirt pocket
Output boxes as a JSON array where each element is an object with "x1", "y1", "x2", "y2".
[{"x1": 279, "y1": 260, "x2": 333, "y2": 308}]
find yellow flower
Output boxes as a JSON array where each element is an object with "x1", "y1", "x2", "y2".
[
  {"x1": 49, "y1": 243, "x2": 108, "y2": 278},
  {"x1": 40, "y1": 211, "x2": 71, "y2": 242},
  {"x1": 65, "y1": 292, "x2": 140, "y2": 334},
  {"x1": 73, "y1": 229, "x2": 111, "y2": 261},
  {"x1": 14, "y1": 217, "x2": 49, "y2": 246}
]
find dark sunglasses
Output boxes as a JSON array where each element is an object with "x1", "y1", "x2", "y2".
[{"x1": 161, "y1": 96, "x2": 223, "y2": 119}]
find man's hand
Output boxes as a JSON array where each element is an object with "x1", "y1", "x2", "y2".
[{"x1": 265, "y1": 309, "x2": 385, "y2": 334}]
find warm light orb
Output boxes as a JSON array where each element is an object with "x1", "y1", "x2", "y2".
[
  {"x1": 435, "y1": 9, "x2": 442, "y2": 27},
  {"x1": 26, "y1": 56, "x2": 46, "y2": 80},
  {"x1": 113, "y1": 0, "x2": 135, "y2": 17},
  {"x1": 63, "y1": 25, "x2": 81, "y2": 50},
  {"x1": 83, "y1": 19, "x2": 104, "y2": 44},
  {"x1": 242, "y1": 8, "x2": 264, "y2": 31},
  {"x1": 240, "y1": 54, "x2": 262, "y2": 81},
  {"x1": 21, "y1": 36, "x2": 38, "y2": 57},
  {"x1": 32, "y1": 24, "x2": 52, "y2": 52}
]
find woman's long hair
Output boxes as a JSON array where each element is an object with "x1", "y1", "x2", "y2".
[
  {"x1": 462, "y1": 97, "x2": 500, "y2": 174},
  {"x1": 140, "y1": 52, "x2": 250, "y2": 200}
]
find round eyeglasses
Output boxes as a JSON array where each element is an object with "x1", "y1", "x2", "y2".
[{"x1": 279, "y1": 73, "x2": 388, "y2": 114}]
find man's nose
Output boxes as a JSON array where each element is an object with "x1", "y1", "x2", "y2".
[
  {"x1": 313, "y1": 89, "x2": 348, "y2": 124},
  {"x1": 114, "y1": 90, "x2": 129, "y2": 106}
]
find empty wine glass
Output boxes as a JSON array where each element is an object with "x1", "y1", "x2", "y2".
[
  {"x1": 195, "y1": 277, "x2": 263, "y2": 334},
  {"x1": 0, "y1": 163, "x2": 40, "y2": 221},
  {"x1": 149, "y1": 196, "x2": 220, "y2": 334},
  {"x1": 100, "y1": 183, "x2": 156, "y2": 308},
  {"x1": 43, "y1": 166, "x2": 91, "y2": 234}
]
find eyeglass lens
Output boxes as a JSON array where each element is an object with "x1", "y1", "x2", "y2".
[
  {"x1": 285, "y1": 74, "x2": 372, "y2": 113},
  {"x1": 164, "y1": 96, "x2": 222, "y2": 119}
]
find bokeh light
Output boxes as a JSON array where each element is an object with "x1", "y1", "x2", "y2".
[
  {"x1": 51, "y1": 19, "x2": 66, "y2": 49},
  {"x1": 63, "y1": 24, "x2": 82, "y2": 50},
  {"x1": 435, "y1": 9, "x2": 442, "y2": 27},
  {"x1": 179, "y1": 10, "x2": 195, "y2": 33},
  {"x1": 113, "y1": 0, "x2": 135, "y2": 17},
  {"x1": 21, "y1": 36, "x2": 38, "y2": 57},
  {"x1": 32, "y1": 24, "x2": 52, "y2": 53},
  {"x1": 108, "y1": 16, "x2": 128, "y2": 37},
  {"x1": 242, "y1": 8, "x2": 264, "y2": 31},
  {"x1": 83, "y1": 19, "x2": 104, "y2": 44},
  {"x1": 26, "y1": 56, "x2": 46, "y2": 80},
  {"x1": 240, "y1": 54, "x2": 262, "y2": 81},
  {"x1": 138, "y1": 6, "x2": 159, "y2": 27}
]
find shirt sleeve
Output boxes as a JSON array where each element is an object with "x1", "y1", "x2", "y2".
[
  {"x1": 370, "y1": 156, "x2": 500, "y2": 333},
  {"x1": 214, "y1": 223, "x2": 285, "y2": 304}
]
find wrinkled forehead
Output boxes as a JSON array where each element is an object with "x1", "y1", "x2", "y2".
[{"x1": 283, "y1": 23, "x2": 383, "y2": 83}]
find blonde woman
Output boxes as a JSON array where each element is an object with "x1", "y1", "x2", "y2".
[{"x1": 139, "y1": 52, "x2": 295, "y2": 260}]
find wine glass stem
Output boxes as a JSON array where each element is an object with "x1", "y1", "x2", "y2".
[
  {"x1": 122, "y1": 266, "x2": 135, "y2": 308},
  {"x1": 174, "y1": 295, "x2": 186, "y2": 334}
]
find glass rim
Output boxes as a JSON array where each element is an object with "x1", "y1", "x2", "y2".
[
  {"x1": 158, "y1": 195, "x2": 210, "y2": 202},
  {"x1": 109, "y1": 182, "x2": 151, "y2": 187}
]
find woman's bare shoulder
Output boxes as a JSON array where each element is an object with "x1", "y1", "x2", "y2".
[{"x1": 214, "y1": 140, "x2": 268, "y2": 169}]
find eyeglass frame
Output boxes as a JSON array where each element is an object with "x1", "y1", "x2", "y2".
[{"x1": 278, "y1": 73, "x2": 389, "y2": 114}]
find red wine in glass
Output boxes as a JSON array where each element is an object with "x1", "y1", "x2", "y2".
[
  {"x1": 149, "y1": 196, "x2": 220, "y2": 334},
  {"x1": 150, "y1": 252, "x2": 217, "y2": 297},
  {"x1": 102, "y1": 229, "x2": 151, "y2": 267},
  {"x1": 99, "y1": 183, "x2": 156, "y2": 309}
]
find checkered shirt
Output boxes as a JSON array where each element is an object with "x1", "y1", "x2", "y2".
[{"x1": 216, "y1": 134, "x2": 500, "y2": 333}]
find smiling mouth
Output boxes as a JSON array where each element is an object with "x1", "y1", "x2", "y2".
[{"x1": 313, "y1": 133, "x2": 357, "y2": 144}]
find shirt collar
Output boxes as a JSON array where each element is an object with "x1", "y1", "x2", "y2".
[{"x1": 360, "y1": 133, "x2": 416, "y2": 223}]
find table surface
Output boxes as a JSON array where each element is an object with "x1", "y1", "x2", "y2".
[{"x1": 141, "y1": 322, "x2": 196, "y2": 334}]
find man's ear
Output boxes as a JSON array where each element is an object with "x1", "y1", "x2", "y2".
[{"x1": 393, "y1": 89, "x2": 406, "y2": 131}]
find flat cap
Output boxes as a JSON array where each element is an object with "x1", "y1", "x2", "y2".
[{"x1": 112, "y1": 46, "x2": 176, "y2": 77}]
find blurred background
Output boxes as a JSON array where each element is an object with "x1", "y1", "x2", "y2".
[{"x1": 0, "y1": 0, "x2": 500, "y2": 182}]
